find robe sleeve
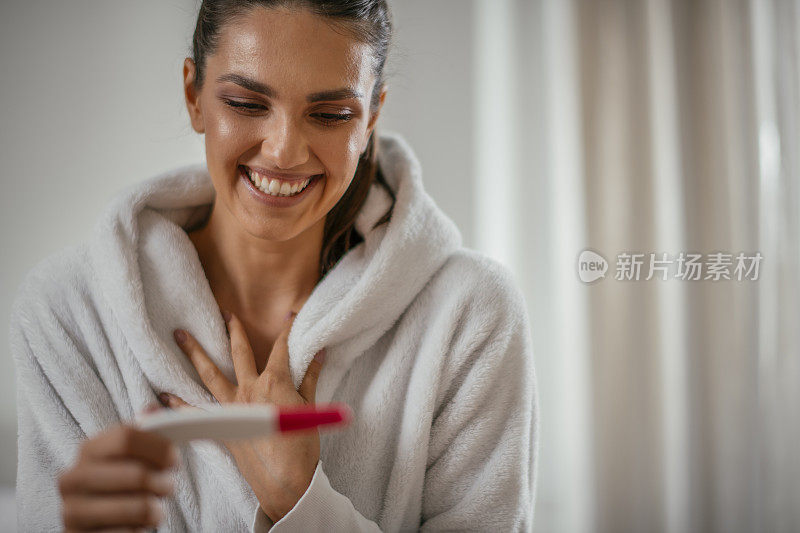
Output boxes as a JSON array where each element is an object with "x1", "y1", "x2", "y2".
[
  {"x1": 10, "y1": 296, "x2": 88, "y2": 533},
  {"x1": 250, "y1": 460, "x2": 382, "y2": 532},
  {"x1": 419, "y1": 262, "x2": 539, "y2": 531},
  {"x1": 9, "y1": 261, "x2": 121, "y2": 533}
]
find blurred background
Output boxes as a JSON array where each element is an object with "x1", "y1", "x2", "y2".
[{"x1": 1, "y1": 0, "x2": 798, "y2": 532}]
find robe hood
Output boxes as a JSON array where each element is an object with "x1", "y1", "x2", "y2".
[{"x1": 87, "y1": 130, "x2": 463, "y2": 403}]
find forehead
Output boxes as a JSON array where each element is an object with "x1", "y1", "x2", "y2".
[{"x1": 210, "y1": 7, "x2": 375, "y2": 95}]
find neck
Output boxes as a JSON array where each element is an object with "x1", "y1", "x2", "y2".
[{"x1": 189, "y1": 201, "x2": 324, "y2": 320}]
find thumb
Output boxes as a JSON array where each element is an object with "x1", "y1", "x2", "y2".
[{"x1": 298, "y1": 348, "x2": 326, "y2": 403}]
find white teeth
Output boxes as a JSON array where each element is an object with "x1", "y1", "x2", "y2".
[{"x1": 245, "y1": 168, "x2": 315, "y2": 197}]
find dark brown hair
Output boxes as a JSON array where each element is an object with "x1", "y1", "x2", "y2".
[{"x1": 191, "y1": 0, "x2": 396, "y2": 279}]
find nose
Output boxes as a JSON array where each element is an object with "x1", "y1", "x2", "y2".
[{"x1": 260, "y1": 112, "x2": 310, "y2": 170}]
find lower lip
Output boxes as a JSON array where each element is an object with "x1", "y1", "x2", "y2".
[{"x1": 240, "y1": 166, "x2": 322, "y2": 207}]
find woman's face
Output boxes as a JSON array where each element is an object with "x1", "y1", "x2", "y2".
[{"x1": 183, "y1": 7, "x2": 386, "y2": 242}]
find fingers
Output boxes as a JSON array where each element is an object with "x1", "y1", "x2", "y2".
[
  {"x1": 298, "y1": 349, "x2": 326, "y2": 403},
  {"x1": 62, "y1": 423, "x2": 177, "y2": 532},
  {"x1": 173, "y1": 328, "x2": 235, "y2": 401},
  {"x1": 58, "y1": 460, "x2": 175, "y2": 497},
  {"x1": 263, "y1": 312, "x2": 295, "y2": 378},
  {"x1": 80, "y1": 426, "x2": 178, "y2": 471},
  {"x1": 222, "y1": 311, "x2": 257, "y2": 379},
  {"x1": 61, "y1": 492, "x2": 165, "y2": 530}
]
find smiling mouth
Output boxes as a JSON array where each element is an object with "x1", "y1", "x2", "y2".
[{"x1": 241, "y1": 166, "x2": 321, "y2": 197}]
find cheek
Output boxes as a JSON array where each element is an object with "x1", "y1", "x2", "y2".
[
  {"x1": 317, "y1": 130, "x2": 366, "y2": 188},
  {"x1": 205, "y1": 112, "x2": 251, "y2": 163}
]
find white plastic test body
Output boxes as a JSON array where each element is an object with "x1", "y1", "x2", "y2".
[{"x1": 134, "y1": 403, "x2": 351, "y2": 444}]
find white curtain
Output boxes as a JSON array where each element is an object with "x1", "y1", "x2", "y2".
[{"x1": 472, "y1": 0, "x2": 800, "y2": 531}]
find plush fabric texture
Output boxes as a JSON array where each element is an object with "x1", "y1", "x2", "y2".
[{"x1": 10, "y1": 130, "x2": 539, "y2": 532}]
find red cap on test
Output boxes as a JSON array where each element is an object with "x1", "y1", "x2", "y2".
[{"x1": 277, "y1": 403, "x2": 352, "y2": 432}]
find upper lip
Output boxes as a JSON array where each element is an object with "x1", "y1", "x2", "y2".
[{"x1": 242, "y1": 165, "x2": 322, "y2": 182}]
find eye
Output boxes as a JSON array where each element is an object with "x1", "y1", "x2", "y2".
[
  {"x1": 313, "y1": 112, "x2": 353, "y2": 126},
  {"x1": 223, "y1": 99, "x2": 266, "y2": 113},
  {"x1": 222, "y1": 99, "x2": 353, "y2": 125}
]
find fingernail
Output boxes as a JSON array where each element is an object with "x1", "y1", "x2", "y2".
[
  {"x1": 173, "y1": 329, "x2": 187, "y2": 344},
  {"x1": 222, "y1": 309, "x2": 231, "y2": 322},
  {"x1": 158, "y1": 392, "x2": 171, "y2": 406},
  {"x1": 150, "y1": 470, "x2": 175, "y2": 494},
  {"x1": 314, "y1": 348, "x2": 326, "y2": 363}
]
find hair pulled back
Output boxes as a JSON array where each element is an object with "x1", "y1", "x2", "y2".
[{"x1": 191, "y1": 0, "x2": 395, "y2": 279}]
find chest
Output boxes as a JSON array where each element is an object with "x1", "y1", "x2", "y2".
[
  {"x1": 242, "y1": 330, "x2": 278, "y2": 375},
  {"x1": 216, "y1": 307, "x2": 282, "y2": 374}
]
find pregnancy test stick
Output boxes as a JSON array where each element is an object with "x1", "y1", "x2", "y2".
[{"x1": 134, "y1": 403, "x2": 352, "y2": 444}]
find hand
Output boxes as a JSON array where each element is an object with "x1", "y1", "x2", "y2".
[
  {"x1": 163, "y1": 310, "x2": 326, "y2": 522},
  {"x1": 59, "y1": 404, "x2": 177, "y2": 532}
]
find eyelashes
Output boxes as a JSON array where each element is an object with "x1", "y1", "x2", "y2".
[
  {"x1": 224, "y1": 100, "x2": 264, "y2": 111},
  {"x1": 222, "y1": 100, "x2": 353, "y2": 125},
  {"x1": 314, "y1": 112, "x2": 354, "y2": 125}
]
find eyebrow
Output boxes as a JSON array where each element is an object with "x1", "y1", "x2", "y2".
[{"x1": 216, "y1": 73, "x2": 363, "y2": 102}]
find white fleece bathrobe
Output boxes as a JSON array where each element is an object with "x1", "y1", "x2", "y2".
[{"x1": 10, "y1": 130, "x2": 539, "y2": 532}]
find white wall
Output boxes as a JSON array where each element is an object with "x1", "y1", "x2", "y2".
[{"x1": 0, "y1": 0, "x2": 475, "y2": 487}]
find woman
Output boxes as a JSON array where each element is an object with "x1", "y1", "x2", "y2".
[{"x1": 11, "y1": 1, "x2": 539, "y2": 531}]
